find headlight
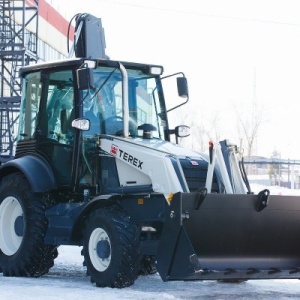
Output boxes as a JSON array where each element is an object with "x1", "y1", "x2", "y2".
[{"x1": 149, "y1": 66, "x2": 163, "y2": 76}]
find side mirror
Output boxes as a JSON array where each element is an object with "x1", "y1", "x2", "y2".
[
  {"x1": 164, "y1": 73, "x2": 189, "y2": 113},
  {"x1": 77, "y1": 67, "x2": 94, "y2": 90},
  {"x1": 72, "y1": 118, "x2": 90, "y2": 131},
  {"x1": 169, "y1": 125, "x2": 190, "y2": 144},
  {"x1": 175, "y1": 125, "x2": 190, "y2": 138},
  {"x1": 177, "y1": 77, "x2": 189, "y2": 98}
]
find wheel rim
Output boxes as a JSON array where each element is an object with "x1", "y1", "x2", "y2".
[
  {"x1": 89, "y1": 227, "x2": 111, "y2": 272},
  {"x1": 0, "y1": 196, "x2": 23, "y2": 256}
]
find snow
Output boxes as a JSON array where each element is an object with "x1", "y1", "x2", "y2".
[
  {"x1": 2, "y1": 245, "x2": 300, "y2": 299},
  {"x1": 2, "y1": 184, "x2": 300, "y2": 299},
  {"x1": 251, "y1": 183, "x2": 300, "y2": 196}
]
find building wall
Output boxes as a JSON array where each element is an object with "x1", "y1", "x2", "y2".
[
  {"x1": 1, "y1": 0, "x2": 74, "y2": 96},
  {"x1": 26, "y1": 0, "x2": 74, "y2": 60}
]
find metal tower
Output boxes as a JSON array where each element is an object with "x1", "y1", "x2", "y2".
[{"x1": 0, "y1": 0, "x2": 39, "y2": 162}]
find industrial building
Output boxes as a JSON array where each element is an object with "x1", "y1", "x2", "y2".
[{"x1": 0, "y1": 0, "x2": 73, "y2": 161}]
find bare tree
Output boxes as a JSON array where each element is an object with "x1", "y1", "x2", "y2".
[
  {"x1": 233, "y1": 103, "x2": 266, "y2": 158},
  {"x1": 168, "y1": 100, "x2": 266, "y2": 159},
  {"x1": 168, "y1": 104, "x2": 226, "y2": 153}
]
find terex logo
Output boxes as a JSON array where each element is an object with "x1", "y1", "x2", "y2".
[
  {"x1": 118, "y1": 149, "x2": 143, "y2": 169},
  {"x1": 110, "y1": 144, "x2": 118, "y2": 156}
]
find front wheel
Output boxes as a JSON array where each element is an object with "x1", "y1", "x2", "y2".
[{"x1": 82, "y1": 206, "x2": 141, "y2": 288}]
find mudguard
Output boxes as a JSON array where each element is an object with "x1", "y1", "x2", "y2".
[
  {"x1": 0, "y1": 154, "x2": 57, "y2": 192},
  {"x1": 157, "y1": 192, "x2": 300, "y2": 281}
]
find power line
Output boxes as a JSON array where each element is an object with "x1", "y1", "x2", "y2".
[{"x1": 97, "y1": 0, "x2": 300, "y2": 27}]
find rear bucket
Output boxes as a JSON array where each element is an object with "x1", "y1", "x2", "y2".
[{"x1": 156, "y1": 192, "x2": 300, "y2": 281}]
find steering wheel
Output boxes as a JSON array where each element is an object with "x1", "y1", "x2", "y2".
[
  {"x1": 102, "y1": 116, "x2": 138, "y2": 136},
  {"x1": 102, "y1": 116, "x2": 123, "y2": 135}
]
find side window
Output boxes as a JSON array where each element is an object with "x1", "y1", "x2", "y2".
[
  {"x1": 135, "y1": 78, "x2": 163, "y2": 139},
  {"x1": 18, "y1": 72, "x2": 42, "y2": 140},
  {"x1": 45, "y1": 70, "x2": 75, "y2": 144}
]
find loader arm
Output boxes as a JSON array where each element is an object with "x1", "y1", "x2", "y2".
[{"x1": 99, "y1": 136, "x2": 189, "y2": 198}]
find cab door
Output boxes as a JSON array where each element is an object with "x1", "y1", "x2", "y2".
[{"x1": 37, "y1": 69, "x2": 75, "y2": 187}]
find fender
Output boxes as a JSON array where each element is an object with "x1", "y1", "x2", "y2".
[
  {"x1": 70, "y1": 194, "x2": 116, "y2": 242},
  {"x1": 0, "y1": 154, "x2": 57, "y2": 192},
  {"x1": 70, "y1": 194, "x2": 167, "y2": 243},
  {"x1": 45, "y1": 195, "x2": 118, "y2": 244}
]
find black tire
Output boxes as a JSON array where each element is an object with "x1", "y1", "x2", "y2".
[
  {"x1": 36, "y1": 245, "x2": 59, "y2": 276},
  {"x1": 139, "y1": 255, "x2": 157, "y2": 275},
  {"x1": 0, "y1": 173, "x2": 57, "y2": 277},
  {"x1": 82, "y1": 206, "x2": 141, "y2": 288}
]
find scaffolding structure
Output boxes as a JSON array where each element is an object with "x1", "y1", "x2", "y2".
[{"x1": 0, "y1": 0, "x2": 39, "y2": 162}]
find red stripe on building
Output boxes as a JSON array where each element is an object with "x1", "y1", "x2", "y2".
[{"x1": 26, "y1": 0, "x2": 74, "y2": 40}]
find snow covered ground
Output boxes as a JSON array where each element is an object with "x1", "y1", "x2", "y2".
[
  {"x1": 1, "y1": 184, "x2": 300, "y2": 299},
  {"x1": 0, "y1": 246, "x2": 300, "y2": 300},
  {"x1": 1, "y1": 245, "x2": 300, "y2": 300},
  {"x1": 251, "y1": 184, "x2": 300, "y2": 196}
]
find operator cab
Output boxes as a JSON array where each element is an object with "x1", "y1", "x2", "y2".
[
  {"x1": 17, "y1": 58, "x2": 188, "y2": 193},
  {"x1": 75, "y1": 60, "x2": 189, "y2": 194},
  {"x1": 78, "y1": 63, "x2": 166, "y2": 140},
  {"x1": 75, "y1": 60, "x2": 189, "y2": 142}
]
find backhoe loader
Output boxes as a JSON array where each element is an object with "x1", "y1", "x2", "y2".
[{"x1": 0, "y1": 13, "x2": 300, "y2": 288}]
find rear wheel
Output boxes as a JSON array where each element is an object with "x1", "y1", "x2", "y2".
[
  {"x1": 37, "y1": 245, "x2": 59, "y2": 275},
  {"x1": 0, "y1": 173, "x2": 57, "y2": 276},
  {"x1": 82, "y1": 206, "x2": 141, "y2": 288}
]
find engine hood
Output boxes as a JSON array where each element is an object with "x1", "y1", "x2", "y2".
[
  {"x1": 99, "y1": 135, "x2": 219, "y2": 196},
  {"x1": 126, "y1": 137, "x2": 209, "y2": 162}
]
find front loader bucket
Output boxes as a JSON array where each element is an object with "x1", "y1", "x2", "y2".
[{"x1": 156, "y1": 192, "x2": 300, "y2": 282}]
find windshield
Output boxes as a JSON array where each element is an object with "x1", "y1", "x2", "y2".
[{"x1": 81, "y1": 66, "x2": 167, "y2": 139}]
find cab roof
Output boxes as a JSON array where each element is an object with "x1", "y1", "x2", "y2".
[{"x1": 19, "y1": 58, "x2": 164, "y2": 77}]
